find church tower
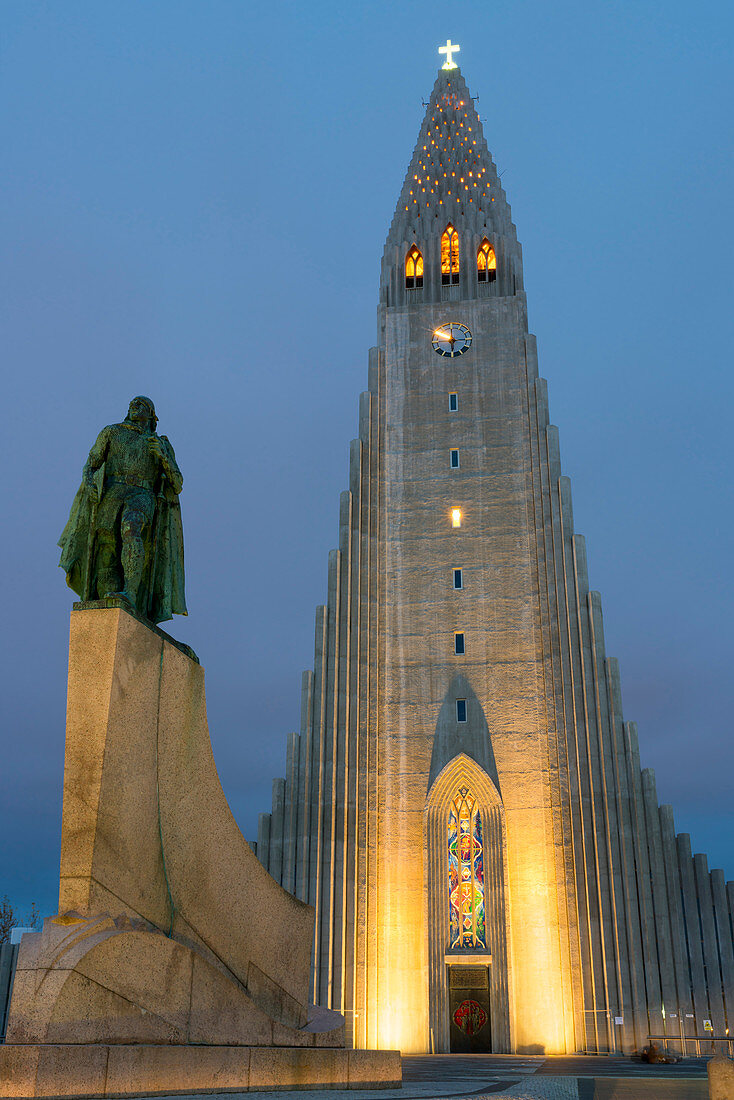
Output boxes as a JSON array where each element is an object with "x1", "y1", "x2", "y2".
[{"x1": 255, "y1": 53, "x2": 734, "y2": 1056}]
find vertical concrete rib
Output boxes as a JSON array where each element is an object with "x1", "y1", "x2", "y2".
[
  {"x1": 624, "y1": 723, "x2": 664, "y2": 1041},
  {"x1": 711, "y1": 869, "x2": 734, "y2": 1036},
  {"x1": 365, "y1": 347, "x2": 382, "y2": 1051},
  {"x1": 257, "y1": 813, "x2": 271, "y2": 874},
  {"x1": 551, "y1": 469, "x2": 586, "y2": 1052},
  {"x1": 605, "y1": 657, "x2": 644, "y2": 1052},
  {"x1": 572, "y1": 535, "x2": 608, "y2": 1050},
  {"x1": 355, "y1": 370, "x2": 379, "y2": 1050},
  {"x1": 587, "y1": 592, "x2": 626, "y2": 1049},
  {"x1": 557, "y1": 479, "x2": 597, "y2": 1050},
  {"x1": 282, "y1": 731, "x2": 299, "y2": 894},
  {"x1": 694, "y1": 854, "x2": 726, "y2": 1037},
  {"x1": 308, "y1": 604, "x2": 328, "y2": 998},
  {"x1": 658, "y1": 805, "x2": 694, "y2": 1048},
  {"x1": 296, "y1": 670, "x2": 313, "y2": 903},
  {"x1": 343, "y1": 437, "x2": 364, "y2": 1043},
  {"x1": 677, "y1": 833, "x2": 709, "y2": 1038},
  {"x1": 526, "y1": 370, "x2": 578, "y2": 1054},
  {"x1": 269, "y1": 777, "x2": 285, "y2": 885},
  {"x1": 318, "y1": 550, "x2": 341, "y2": 1008},
  {"x1": 545, "y1": 429, "x2": 584, "y2": 1055},
  {"x1": 640, "y1": 769, "x2": 678, "y2": 1046},
  {"x1": 331, "y1": 491, "x2": 353, "y2": 1013}
]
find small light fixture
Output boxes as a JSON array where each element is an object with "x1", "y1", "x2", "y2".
[{"x1": 451, "y1": 508, "x2": 462, "y2": 528}]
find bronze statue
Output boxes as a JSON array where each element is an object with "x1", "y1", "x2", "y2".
[{"x1": 58, "y1": 396, "x2": 186, "y2": 623}]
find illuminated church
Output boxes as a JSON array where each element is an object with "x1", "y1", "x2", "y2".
[{"x1": 254, "y1": 48, "x2": 734, "y2": 1055}]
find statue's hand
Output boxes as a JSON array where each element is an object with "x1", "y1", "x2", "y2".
[{"x1": 147, "y1": 435, "x2": 163, "y2": 461}]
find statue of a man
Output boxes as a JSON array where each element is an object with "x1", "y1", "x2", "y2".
[{"x1": 58, "y1": 396, "x2": 187, "y2": 624}]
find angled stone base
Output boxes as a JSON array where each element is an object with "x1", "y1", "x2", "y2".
[
  {"x1": 0, "y1": 608, "x2": 400, "y2": 1096},
  {"x1": 0, "y1": 1043, "x2": 401, "y2": 1097}
]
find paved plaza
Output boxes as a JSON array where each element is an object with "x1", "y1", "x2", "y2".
[{"x1": 109, "y1": 1054, "x2": 710, "y2": 1099}]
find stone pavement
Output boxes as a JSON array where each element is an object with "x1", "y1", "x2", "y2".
[{"x1": 110, "y1": 1053, "x2": 710, "y2": 1100}]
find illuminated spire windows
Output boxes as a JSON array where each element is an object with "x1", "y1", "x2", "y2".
[
  {"x1": 477, "y1": 238, "x2": 496, "y2": 283},
  {"x1": 405, "y1": 246, "x2": 424, "y2": 289},
  {"x1": 441, "y1": 225, "x2": 460, "y2": 285}
]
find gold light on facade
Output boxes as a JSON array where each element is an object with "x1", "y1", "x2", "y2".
[{"x1": 451, "y1": 508, "x2": 462, "y2": 528}]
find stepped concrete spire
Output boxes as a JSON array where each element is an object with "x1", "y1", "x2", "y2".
[
  {"x1": 255, "y1": 61, "x2": 734, "y2": 1060},
  {"x1": 382, "y1": 66, "x2": 522, "y2": 306}
]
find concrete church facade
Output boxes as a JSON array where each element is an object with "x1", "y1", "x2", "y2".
[{"x1": 254, "y1": 61, "x2": 734, "y2": 1057}]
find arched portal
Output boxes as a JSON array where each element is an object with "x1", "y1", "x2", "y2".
[{"x1": 426, "y1": 753, "x2": 512, "y2": 1053}]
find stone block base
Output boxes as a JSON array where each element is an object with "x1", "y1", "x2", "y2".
[{"x1": 0, "y1": 1044, "x2": 401, "y2": 1097}]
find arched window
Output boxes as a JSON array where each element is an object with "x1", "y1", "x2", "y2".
[
  {"x1": 477, "y1": 239, "x2": 497, "y2": 283},
  {"x1": 448, "y1": 786, "x2": 486, "y2": 949},
  {"x1": 441, "y1": 225, "x2": 460, "y2": 285},
  {"x1": 405, "y1": 246, "x2": 423, "y2": 289}
]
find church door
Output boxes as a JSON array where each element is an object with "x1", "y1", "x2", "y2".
[{"x1": 448, "y1": 965, "x2": 491, "y2": 1052}]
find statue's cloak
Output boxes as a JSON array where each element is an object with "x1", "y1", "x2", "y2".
[{"x1": 58, "y1": 455, "x2": 187, "y2": 625}]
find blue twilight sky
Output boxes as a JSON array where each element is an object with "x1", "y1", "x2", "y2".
[{"x1": 1, "y1": 1, "x2": 733, "y2": 916}]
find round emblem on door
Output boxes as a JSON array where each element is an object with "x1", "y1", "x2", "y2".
[{"x1": 452, "y1": 999, "x2": 487, "y2": 1036}]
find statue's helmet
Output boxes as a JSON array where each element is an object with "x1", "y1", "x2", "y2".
[{"x1": 127, "y1": 395, "x2": 158, "y2": 429}]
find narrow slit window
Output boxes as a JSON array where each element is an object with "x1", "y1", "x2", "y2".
[
  {"x1": 454, "y1": 632, "x2": 465, "y2": 655},
  {"x1": 448, "y1": 392, "x2": 458, "y2": 412},
  {"x1": 453, "y1": 568, "x2": 463, "y2": 589},
  {"x1": 450, "y1": 449, "x2": 460, "y2": 469},
  {"x1": 477, "y1": 238, "x2": 497, "y2": 283},
  {"x1": 405, "y1": 246, "x2": 424, "y2": 289},
  {"x1": 441, "y1": 224, "x2": 460, "y2": 285},
  {"x1": 456, "y1": 699, "x2": 467, "y2": 723}
]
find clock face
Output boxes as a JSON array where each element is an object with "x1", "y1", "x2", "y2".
[{"x1": 432, "y1": 322, "x2": 472, "y2": 357}]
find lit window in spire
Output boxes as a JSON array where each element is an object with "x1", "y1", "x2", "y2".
[
  {"x1": 405, "y1": 246, "x2": 423, "y2": 290},
  {"x1": 477, "y1": 239, "x2": 497, "y2": 283},
  {"x1": 441, "y1": 224, "x2": 459, "y2": 285},
  {"x1": 448, "y1": 787, "x2": 486, "y2": 950}
]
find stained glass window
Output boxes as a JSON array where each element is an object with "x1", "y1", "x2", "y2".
[
  {"x1": 441, "y1": 225, "x2": 460, "y2": 285},
  {"x1": 448, "y1": 787, "x2": 486, "y2": 950}
]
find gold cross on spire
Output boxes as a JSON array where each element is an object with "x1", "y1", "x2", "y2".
[{"x1": 438, "y1": 39, "x2": 460, "y2": 70}]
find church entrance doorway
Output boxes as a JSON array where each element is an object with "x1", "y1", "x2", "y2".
[{"x1": 448, "y1": 965, "x2": 491, "y2": 1052}]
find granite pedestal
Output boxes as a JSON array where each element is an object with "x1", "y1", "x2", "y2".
[{"x1": 0, "y1": 607, "x2": 399, "y2": 1096}]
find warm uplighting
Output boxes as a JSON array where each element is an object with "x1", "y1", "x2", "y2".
[{"x1": 451, "y1": 508, "x2": 462, "y2": 528}]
